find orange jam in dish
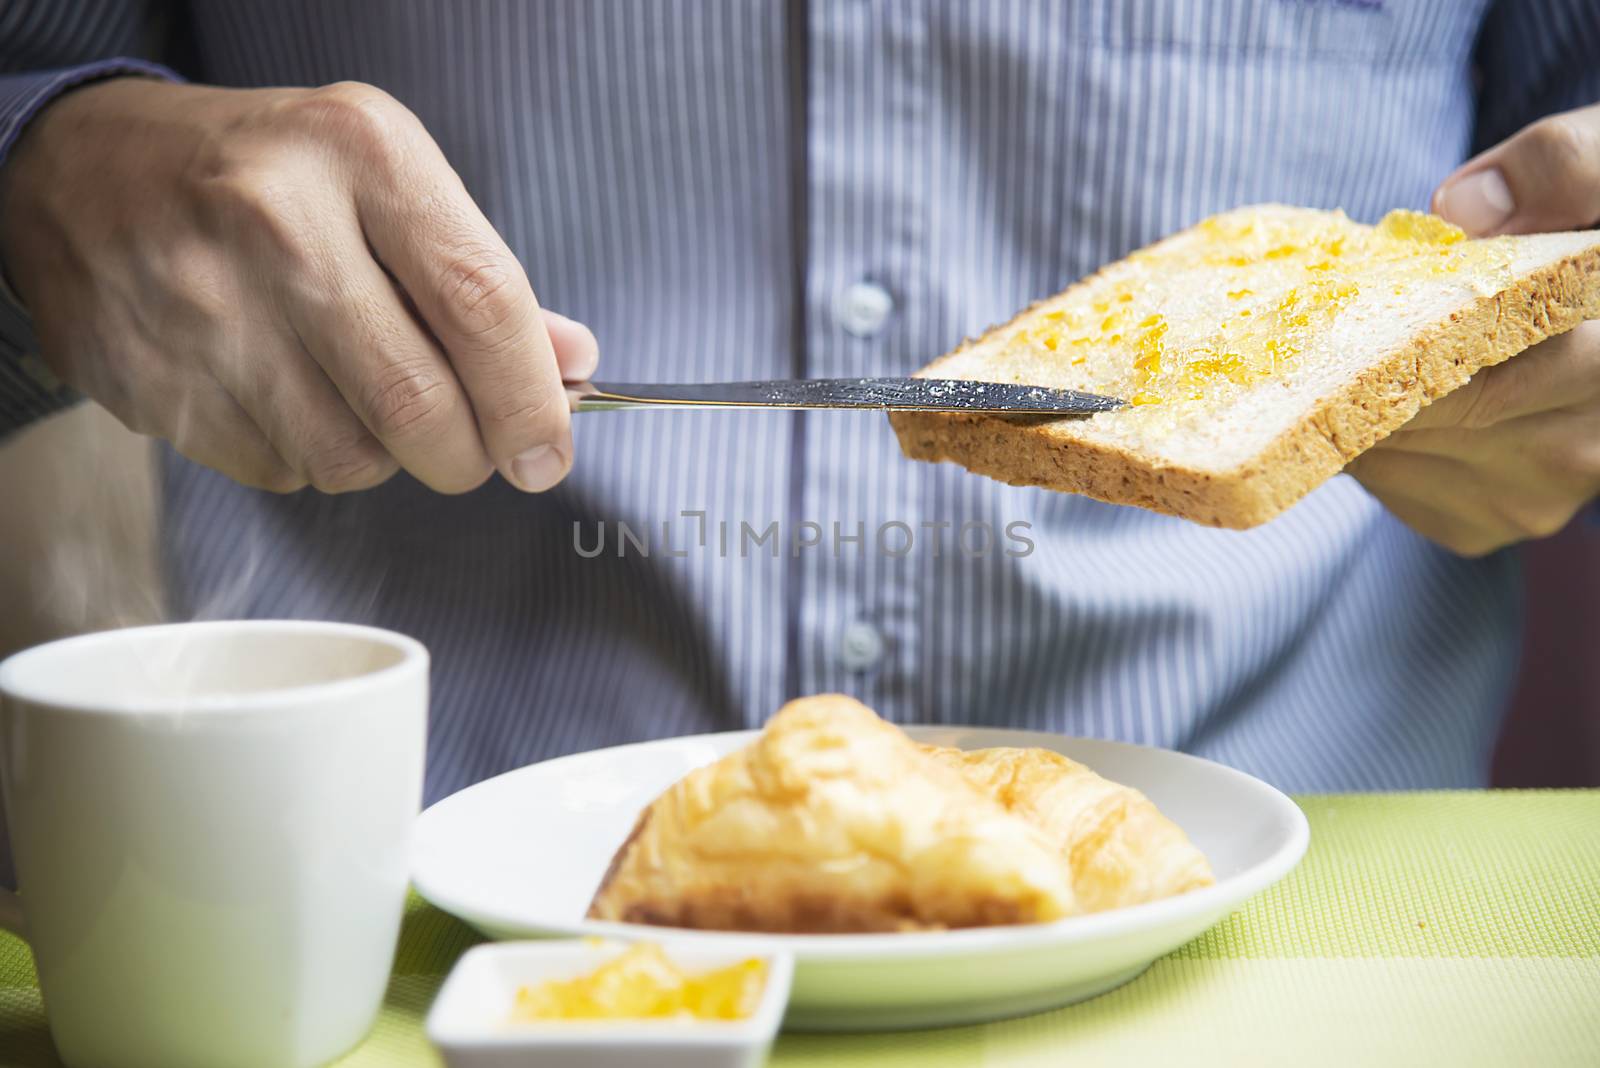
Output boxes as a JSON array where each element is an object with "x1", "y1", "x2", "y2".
[
  {"x1": 1002, "y1": 207, "x2": 1513, "y2": 410},
  {"x1": 509, "y1": 943, "x2": 768, "y2": 1023}
]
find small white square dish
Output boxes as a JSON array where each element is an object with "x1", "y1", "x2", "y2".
[{"x1": 425, "y1": 939, "x2": 794, "y2": 1068}]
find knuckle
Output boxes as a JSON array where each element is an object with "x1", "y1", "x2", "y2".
[
  {"x1": 294, "y1": 81, "x2": 406, "y2": 147},
  {"x1": 258, "y1": 466, "x2": 310, "y2": 495},
  {"x1": 1489, "y1": 494, "x2": 1571, "y2": 543},
  {"x1": 425, "y1": 459, "x2": 495, "y2": 496},
  {"x1": 360, "y1": 358, "x2": 458, "y2": 440},
  {"x1": 300, "y1": 436, "x2": 393, "y2": 494},
  {"x1": 1421, "y1": 512, "x2": 1502, "y2": 557},
  {"x1": 1520, "y1": 505, "x2": 1576, "y2": 541},
  {"x1": 435, "y1": 252, "x2": 525, "y2": 343},
  {"x1": 1527, "y1": 114, "x2": 1597, "y2": 179},
  {"x1": 286, "y1": 80, "x2": 416, "y2": 167},
  {"x1": 1449, "y1": 535, "x2": 1500, "y2": 559},
  {"x1": 484, "y1": 381, "x2": 562, "y2": 435}
]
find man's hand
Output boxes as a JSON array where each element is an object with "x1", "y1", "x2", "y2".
[
  {"x1": 0, "y1": 77, "x2": 597, "y2": 494},
  {"x1": 1348, "y1": 103, "x2": 1600, "y2": 555}
]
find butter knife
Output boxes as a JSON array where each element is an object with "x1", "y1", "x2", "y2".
[{"x1": 567, "y1": 378, "x2": 1125, "y2": 415}]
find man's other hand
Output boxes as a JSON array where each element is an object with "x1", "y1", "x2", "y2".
[{"x1": 1348, "y1": 103, "x2": 1600, "y2": 556}]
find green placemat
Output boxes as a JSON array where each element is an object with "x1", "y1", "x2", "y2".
[{"x1": 3, "y1": 792, "x2": 1598, "y2": 1067}]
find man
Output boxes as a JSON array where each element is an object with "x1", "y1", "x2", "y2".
[{"x1": 1, "y1": 1, "x2": 1596, "y2": 801}]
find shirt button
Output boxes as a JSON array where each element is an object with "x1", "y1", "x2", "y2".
[
  {"x1": 839, "y1": 620, "x2": 886, "y2": 672},
  {"x1": 835, "y1": 281, "x2": 894, "y2": 338}
]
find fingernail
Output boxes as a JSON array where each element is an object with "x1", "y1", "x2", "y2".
[
  {"x1": 510, "y1": 444, "x2": 568, "y2": 492},
  {"x1": 1436, "y1": 168, "x2": 1515, "y2": 235}
]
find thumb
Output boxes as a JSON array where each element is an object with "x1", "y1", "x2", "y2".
[
  {"x1": 541, "y1": 308, "x2": 600, "y2": 383},
  {"x1": 1431, "y1": 103, "x2": 1600, "y2": 237}
]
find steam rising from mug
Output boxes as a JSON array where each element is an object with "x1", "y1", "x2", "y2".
[{"x1": 11, "y1": 401, "x2": 387, "y2": 698}]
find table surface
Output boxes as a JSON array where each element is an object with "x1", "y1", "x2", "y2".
[{"x1": 3, "y1": 791, "x2": 1598, "y2": 1067}]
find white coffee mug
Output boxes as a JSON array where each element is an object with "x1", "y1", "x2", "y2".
[{"x1": 0, "y1": 620, "x2": 428, "y2": 1068}]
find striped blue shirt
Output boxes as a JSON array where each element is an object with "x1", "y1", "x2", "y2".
[{"x1": 3, "y1": 1, "x2": 1597, "y2": 801}]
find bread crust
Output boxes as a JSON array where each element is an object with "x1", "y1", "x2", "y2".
[{"x1": 891, "y1": 237, "x2": 1600, "y2": 529}]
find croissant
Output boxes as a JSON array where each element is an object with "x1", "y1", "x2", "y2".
[
  {"x1": 920, "y1": 745, "x2": 1214, "y2": 912},
  {"x1": 587, "y1": 694, "x2": 1078, "y2": 932},
  {"x1": 587, "y1": 694, "x2": 1212, "y2": 933}
]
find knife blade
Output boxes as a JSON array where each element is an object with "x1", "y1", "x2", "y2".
[{"x1": 567, "y1": 378, "x2": 1125, "y2": 415}]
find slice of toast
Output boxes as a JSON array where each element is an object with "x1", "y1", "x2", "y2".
[{"x1": 891, "y1": 205, "x2": 1600, "y2": 529}]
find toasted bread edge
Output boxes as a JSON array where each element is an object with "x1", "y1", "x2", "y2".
[{"x1": 892, "y1": 239, "x2": 1600, "y2": 529}]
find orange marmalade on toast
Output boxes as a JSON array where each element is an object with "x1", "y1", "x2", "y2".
[
  {"x1": 509, "y1": 943, "x2": 768, "y2": 1023},
  {"x1": 1001, "y1": 208, "x2": 1515, "y2": 409}
]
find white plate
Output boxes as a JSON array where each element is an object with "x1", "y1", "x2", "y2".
[{"x1": 412, "y1": 727, "x2": 1308, "y2": 1031}]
